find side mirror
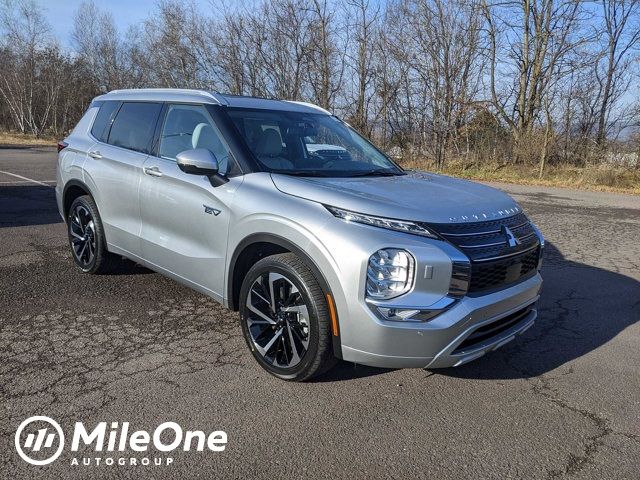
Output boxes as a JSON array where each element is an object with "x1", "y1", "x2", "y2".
[{"x1": 176, "y1": 148, "x2": 219, "y2": 175}]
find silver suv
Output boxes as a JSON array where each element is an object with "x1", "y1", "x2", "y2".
[{"x1": 56, "y1": 89, "x2": 544, "y2": 381}]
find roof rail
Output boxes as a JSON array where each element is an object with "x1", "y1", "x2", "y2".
[
  {"x1": 208, "y1": 91, "x2": 229, "y2": 105},
  {"x1": 102, "y1": 88, "x2": 225, "y2": 105},
  {"x1": 285, "y1": 100, "x2": 331, "y2": 115}
]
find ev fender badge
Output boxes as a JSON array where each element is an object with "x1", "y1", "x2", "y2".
[{"x1": 203, "y1": 205, "x2": 221, "y2": 216}]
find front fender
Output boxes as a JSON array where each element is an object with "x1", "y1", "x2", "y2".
[
  {"x1": 224, "y1": 198, "x2": 348, "y2": 358},
  {"x1": 225, "y1": 210, "x2": 344, "y2": 312}
]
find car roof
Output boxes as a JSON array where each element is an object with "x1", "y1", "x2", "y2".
[{"x1": 95, "y1": 89, "x2": 331, "y2": 115}]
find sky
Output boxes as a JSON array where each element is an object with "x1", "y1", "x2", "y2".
[{"x1": 35, "y1": 0, "x2": 210, "y2": 49}]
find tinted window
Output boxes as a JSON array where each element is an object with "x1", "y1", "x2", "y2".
[
  {"x1": 159, "y1": 104, "x2": 232, "y2": 175},
  {"x1": 108, "y1": 102, "x2": 162, "y2": 153},
  {"x1": 90, "y1": 101, "x2": 120, "y2": 142}
]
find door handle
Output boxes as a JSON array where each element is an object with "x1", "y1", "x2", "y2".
[
  {"x1": 143, "y1": 166, "x2": 163, "y2": 177},
  {"x1": 88, "y1": 150, "x2": 102, "y2": 159}
]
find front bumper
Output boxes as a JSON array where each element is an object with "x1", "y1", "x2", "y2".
[{"x1": 340, "y1": 273, "x2": 542, "y2": 369}]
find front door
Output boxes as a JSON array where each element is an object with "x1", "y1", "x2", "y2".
[{"x1": 138, "y1": 103, "x2": 242, "y2": 299}]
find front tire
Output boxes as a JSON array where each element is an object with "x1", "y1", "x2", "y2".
[
  {"x1": 67, "y1": 195, "x2": 120, "y2": 274},
  {"x1": 239, "y1": 253, "x2": 337, "y2": 381}
]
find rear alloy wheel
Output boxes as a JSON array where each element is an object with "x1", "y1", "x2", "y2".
[
  {"x1": 239, "y1": 253, "x2": 336, "y2": 381},
  {"x1": 67, "y1": 195, "x2": 120, "y2": 274},
  {"x1": 69, "y1": 204, "x2": 96, "y2": 267}
]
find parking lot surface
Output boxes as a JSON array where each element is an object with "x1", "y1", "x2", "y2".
[{"x1": 1, "y1": 147, "x2": 639, "y2": 479}]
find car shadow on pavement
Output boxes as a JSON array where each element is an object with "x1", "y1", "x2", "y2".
[
  {"x1": 315, "y1": 361, "x2": 396, "y2": 382},
  {"x1": 317, "y1": 241, "x2": 640, "y2": 382},
  {"x1": 438, "y1": 241, "x2": 640, "y2": 380},
  {"x1": 105, "y1": 258, "x2": 155, "y2": 275},
  {"x1": 0, "y1": 184, "x2": 160, "y2": 275},
  {"x1": 0, "y1": 185, "x2": 62, "y2": 227}
]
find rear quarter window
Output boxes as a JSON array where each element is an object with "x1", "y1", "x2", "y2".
[
  {"x1": 90, "y1": 101, "x2": 120, "y2": 142},
  {"x1": 107, "y1": 102, "x2": 162, "y2": 154}
]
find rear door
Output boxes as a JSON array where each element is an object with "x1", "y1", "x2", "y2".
[
  {"x1": 87, "y1": 101, "x2": 162, "y2": 255},
  {"x1": 139, "y1": 103, "x2": 242, "y2": 299}
]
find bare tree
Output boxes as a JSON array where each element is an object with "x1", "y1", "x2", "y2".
[
  {"x1": 306, "y1": 0, "x2": 345, "y2": 109},
  {"x1": 72, "y1": 1, "x2": 141, "y2": 91},
  {"x1": 256, "y1": 0, "x2": 314, "y2": 99},
  {"x1": 385, "y1": 0, "x2": 484, "y2": 167},
  {"x1": 0, "y1": 0, "x2": 55, "y2": 135},
  {"x1": 344, "y1": 0, "x2": 381, "y2": 133},
  {"x1": 594, "y1": 0, "x2": 640, "y2": 144},
  {"x1": 138, "y1": 1, "x2": 211, "y2": 88},
  {"x1": 481, "y1": 0, "x2": 584, "y2": 148}
]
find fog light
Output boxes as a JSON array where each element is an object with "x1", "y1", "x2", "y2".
[
  {"x1": 366, "y1": 249, "x2": 414, "y2": 299},
  {"x1": 376, "y1": 307, "x2": 442, "y2": 322},
  {"x1": 370, "y1": 296, "x2": 458, "y2": 322}
]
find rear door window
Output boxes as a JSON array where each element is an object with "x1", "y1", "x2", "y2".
[{"x1": 107, "y1": 102, "x2": 162, "y2": 154}]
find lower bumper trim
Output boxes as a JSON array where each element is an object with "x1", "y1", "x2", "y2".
[{"x1": 426, "y1": 308, "x2": 536, "y2": 369}]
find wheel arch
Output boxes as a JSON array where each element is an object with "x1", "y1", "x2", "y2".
[
  {"x1": 227, "y1": 233, "x2": 342, "y2": 359},
  {"x1": 62, "y1": 179, "x2": 94, "y2": 221}
]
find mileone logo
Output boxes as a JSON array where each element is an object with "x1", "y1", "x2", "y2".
[{"x1": 15, "y1": 416, "x2": 227, "y2": 466}]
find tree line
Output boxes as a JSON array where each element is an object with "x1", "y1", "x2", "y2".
[{"x1": 1, "y1": 0, "x2": 639, "y2": 173}]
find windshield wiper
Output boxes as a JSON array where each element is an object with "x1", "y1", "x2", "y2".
[
  {"x1": 347, "y1": 169, "x2": 404, "y2": 177},
  {"x1": 270, "y1": 170, "x2": 331, "y2": 177},
  {"x1": 270, "y1": 169, "x2": 404, "y2": 178}
]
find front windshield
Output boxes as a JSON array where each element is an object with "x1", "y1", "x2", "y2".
[{"x1": 225, "y1": 107, "x2": 404, "y2": 177}]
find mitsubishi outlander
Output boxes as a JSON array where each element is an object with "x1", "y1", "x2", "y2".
[{"x1": 56, "y1": 89, "x2": 544, "y2": 381}]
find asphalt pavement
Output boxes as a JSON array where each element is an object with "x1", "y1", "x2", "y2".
[{"x1": 1, "y1": 146, "x2": 639, "y2": 479}]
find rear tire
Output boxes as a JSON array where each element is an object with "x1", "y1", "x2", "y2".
[
  {"x1": 239, "y1": 253, "x2": 337, "y2": 381},
  {"x1": 67, "y1": 195, "x2": 120, "y2": 274}
]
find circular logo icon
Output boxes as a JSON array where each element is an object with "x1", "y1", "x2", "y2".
[{"x1": 15, "y1": 416, "x2": 65, "y2": 465}]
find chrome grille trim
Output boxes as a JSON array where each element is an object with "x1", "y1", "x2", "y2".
[
  {"x1": 471, "y1": 243, "x2": 539, "y2": 263},
  {"x1": 459, "y1": 240, "x2": 509, "y2": 249},
  {"x1": 440, "y1": 221, "x2": 530, "y2": 237}
]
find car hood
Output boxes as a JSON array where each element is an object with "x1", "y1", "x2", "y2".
[{"x1": 270, "y1": 171, "x2": 521, "y2": 224}]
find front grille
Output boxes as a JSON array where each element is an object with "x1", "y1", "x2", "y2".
[
  {"x1": 469, "y1": 247, "x2": 539, "y2": 292},
  {"x1": 453, "y1": 306, "x2": 533, "y2": 353},
  {"x1": 425, "y1": 212, "x2": 540, "y2": 293}
]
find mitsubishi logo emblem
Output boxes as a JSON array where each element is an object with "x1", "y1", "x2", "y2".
[{"x1": 502, "y1": 226, "x2": 520, "y2": 248}]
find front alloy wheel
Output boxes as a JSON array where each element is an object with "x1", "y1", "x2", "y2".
[
  {"x1": 246, "y1": 272, "x2": 311, "y2": 368},
  {"x1": 239, "y1": 253, "x2": 337, "y2": 381}
]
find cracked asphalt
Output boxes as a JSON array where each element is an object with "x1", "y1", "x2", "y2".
[{"x1": 1, "y1": 147, "x2": 639, "y2": 479}]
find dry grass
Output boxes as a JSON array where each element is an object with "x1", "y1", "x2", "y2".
[
  {"x1": 401, "y1": 158, "x2": 640, "y2": 195},
  {"x1": 0, "y1": 131, "x2": 57, "y2": 147}
]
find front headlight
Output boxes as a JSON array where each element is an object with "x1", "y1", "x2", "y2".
[
  {"x1": 366, "y1": 249, "x2": 415, "y2": 299},
  {"x1": 325, "y1": 205, "x2": 438, "y2": 238}
]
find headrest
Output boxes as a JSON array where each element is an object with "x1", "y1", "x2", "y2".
[
  {"x1": 192, "y1": 123, "x2": 214, "y2": 149},
  {"x1": 255, "y1": 129, "x2": 282, "y2": 157}
]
